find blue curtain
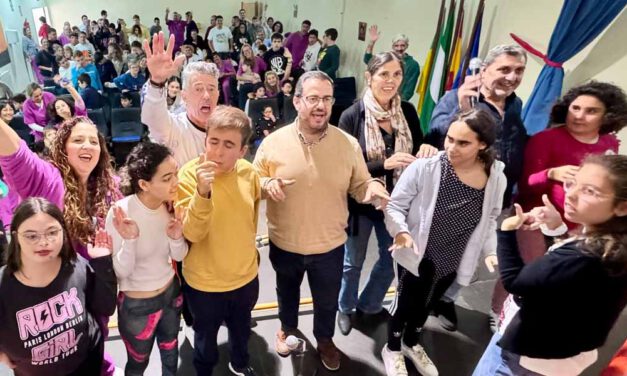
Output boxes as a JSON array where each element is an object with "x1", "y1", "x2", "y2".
[{"x1": 521, "y1": 0, "x2": 627, "y2": 135}]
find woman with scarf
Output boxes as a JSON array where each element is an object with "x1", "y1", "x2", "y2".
[{"x1": 336, "y1": 52, "x2": 436, "y2": 336}]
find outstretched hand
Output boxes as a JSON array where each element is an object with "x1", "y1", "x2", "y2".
[
  {"x1": 87, "y1": 229, "x2": 113, "y2": 258},
  {"x1": 368, "y1": 25, "x2": 380, "y2": 43},
  {"x1": 143, "y1": 31, "x2": 186, "y2": 83},
  {"x1": 166, "y1": 206, "x2": 186, "y2": 240}
]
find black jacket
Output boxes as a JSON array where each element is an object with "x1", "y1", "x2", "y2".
[
  {"x1": 338, "y1": 99, "x2": 423, "y2": 225},
  {"x1": 497, "y1": 230, "x2": 627, "y2": 358}
]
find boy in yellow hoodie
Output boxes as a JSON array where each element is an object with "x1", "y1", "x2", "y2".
[{"x1": 176, "y1": 105, "x2": 260, "y2": 376}]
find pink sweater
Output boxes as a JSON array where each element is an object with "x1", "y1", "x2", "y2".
[{"x1": 517, "y1": 126, "x2": 619, "y2": 229}]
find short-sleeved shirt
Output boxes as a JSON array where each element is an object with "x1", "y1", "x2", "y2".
[{"x1": 208, "y1": 27, "x2": 233, "y2": 53}]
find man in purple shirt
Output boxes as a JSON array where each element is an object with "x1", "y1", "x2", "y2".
[
  {"x1": 284, "y1": 20, "x2": 311, "y2": 67},
  {"x1": 165, "y1": 7, "x2": 188, "y2": 56}
]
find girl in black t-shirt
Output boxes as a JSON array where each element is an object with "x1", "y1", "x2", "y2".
[{"x1": 0, "y1": 198, "x2": 116, "y2": 376}]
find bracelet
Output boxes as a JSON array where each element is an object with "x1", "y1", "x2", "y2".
[{"x1": 149, "y1": 79, "x2": 166, "y2": 88}]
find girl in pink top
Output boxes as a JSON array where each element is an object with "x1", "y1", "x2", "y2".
[
  {"x1": 22, "y1": 83, "x2": 56, "y2": 141},
  {"x1": 0, "y1": 116, "x2": 121, "y2": 376},
  {"x1": 518, "y1": 81, "x2": 627, "y2": 230}
]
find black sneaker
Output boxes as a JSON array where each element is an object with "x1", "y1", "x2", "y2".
[
  {"x1": 435, "y1": 300, "x2": 458, "y2": 331},
  {"x1": 229, "y1": 362, "x2": 257, "y2": 376},
  {"x1": 337, "y1": 312, "x2": 353, "y2": 335}
]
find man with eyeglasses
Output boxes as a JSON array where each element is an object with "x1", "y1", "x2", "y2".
[{"x1": 253, "y1": 71, "x2": 390, "y2": 372}]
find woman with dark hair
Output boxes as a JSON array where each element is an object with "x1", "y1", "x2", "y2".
[
  {"x1": 336, "y1": 52, "x2": 436, "y2": 336},
  {"x1": 23, "y1": 82, "x2": 56, "y2": 141},
  {"x1": 128, "y1": 24, "x2": 144, "y2": 46},
  {"x1": 233, "y1": 23, "x2": 252, "y2": 54},
  {"x1": 46, "y1": 81, "x2": 88, "y2": 127},
  {"x1": 0, "y1": 197, "x2": 117, "y2": 375},
  {"x1": 272, "y1": 21, "x2": 284, "y2": 35},
  {"x1": 0, "y1": 100, "x2": 15, "y2": 124},
  {"x1": 499, "y1": 81, "x2": 627, "y2": 305},
  {"x1": 166, "y1": 76, "x2": 184, "y2": 113},
  {"x1": 473, "y1": 154, "x2": 627, "y2": 375},
  {"x1": 105, "y1": 142, "x2": 187, "y2": 375},
  {"x1": 382, "y1": 109, "x2": 506, "y2": 376},
  {"x1": 0, "y1": 116, "x2": 121, "y2": 375}
]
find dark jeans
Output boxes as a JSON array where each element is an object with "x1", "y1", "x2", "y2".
[
  {"x1": 388, "y1": 260, "x2": 456, "y2": 351},
  {"x1": 269, "y1": 241, "x2": 344, "y2": 341},
  {"x1": 184, "y1": 277, "x2": 259, "y2": 375},
  {"x1": 117, "y1": 278, "x2": 182, "y2": 376}
]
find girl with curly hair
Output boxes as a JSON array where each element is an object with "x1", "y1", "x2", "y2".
[
  {"x1": 105, "y1": 142, "x2": 188, "y2": 375},
  {"x1": 0, "y1": 115, "x2": 121, "y2": 376}
]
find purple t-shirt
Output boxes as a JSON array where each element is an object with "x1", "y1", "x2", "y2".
[
  {"x1": 285, "y1": 32, "x2": 309, "y2": 67},
  {"x1": 167, "y1": 20, "x2": 187, "y2": 49}
]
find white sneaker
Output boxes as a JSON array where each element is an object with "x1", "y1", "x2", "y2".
[
  {"x1": 401, "y1": 342, "x2": 438, "y2": 376},
  {"x1": 381, "y1": 344, "x2": 408, "y2": 376}
]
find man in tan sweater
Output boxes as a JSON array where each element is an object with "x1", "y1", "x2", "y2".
[{"x1": 253, "y1": 71, "x2": 390, "y2": 371}]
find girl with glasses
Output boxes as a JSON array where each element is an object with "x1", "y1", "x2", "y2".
[
  {"x1": 0, "y1": 197, "x2": 116, "y2": 375},
  {"x1": 474, "y1": 153, "x2": 627, "y2": 375}
]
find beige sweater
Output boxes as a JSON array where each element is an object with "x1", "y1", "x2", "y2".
[{"x1": 253, "y1": 121, "x2": 374, "y2": 255}]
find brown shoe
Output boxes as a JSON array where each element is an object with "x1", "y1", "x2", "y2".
[
  {"x1": 275, "y1": 329, "x2": 292, "y2": 357},
  {"x1": 317, "y1": 339, "x2": 341, "y2": 371}
]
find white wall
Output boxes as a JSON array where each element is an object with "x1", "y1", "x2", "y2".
[
  {"x1": 38, "y1": 0, "x2": 627, "y2": 151},
  {"x1": 0, "y1": 0, "x2": 44, "y2": 93}
]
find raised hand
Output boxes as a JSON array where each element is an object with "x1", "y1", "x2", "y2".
[
  {"x1": 457, "y1": 74, "x2": 482, "y2": 112},
  {"x1": 388, "y1": 232, "x2": 413, "y2": 252},
  {"x1": 368, "y1": 25, "x2": 380, "y2": 43},
  {"x1": 196, "y1": 154, "x2": 217, "y2": 198},
  {"x1": 523, "y1": 194, "x2": 564, "y2": 231},
  {"x1": 88, "y1": 229, "x2": 113, "y2": 258},
  {"x1": 166, "y1": 206, "x2": 186, "y2": 240},
  {"x1": 501, "y1": 203, "x2": 528, "y2": 231},
  {"x1": 143, "y1": 31, "x2": 186, "y2": 83},
  {"x1": 264, "y1": 178, "x2": 295, "y2": 202},
  {"x1": 548, "y1": 165, "x2": 579, "y2": 183},
  {"x1": 363, "y1": 181, "x2": 390, "y2": 210},
  {"x1": 112, "y1": 206, "x2": 140, "y2": 240}
]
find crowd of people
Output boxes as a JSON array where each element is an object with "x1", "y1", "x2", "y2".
[{"x1": 0, "y1": 6, "x2": 626, "y2": 376}]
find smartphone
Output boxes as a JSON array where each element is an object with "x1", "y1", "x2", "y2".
[{"x1": 59, "y1": 77, "x2": 71, "y2": 85}]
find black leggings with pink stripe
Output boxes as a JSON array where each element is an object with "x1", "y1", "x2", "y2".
[{"x1": 117, "y1": 278, "x2": 182, "y2": 376}]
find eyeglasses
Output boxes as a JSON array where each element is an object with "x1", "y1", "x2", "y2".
[
  {"x1": 17, "y1": 228, "x2": 63, "y2": 245},
  {"x1": 299, "y1": 95, "x2": 335, "y2": 106},
  {"x1": 563, "y1": 180, "x2": 613, "y2": 202}
]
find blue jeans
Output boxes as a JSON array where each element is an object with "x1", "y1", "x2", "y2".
[
  {"x1": 473, "y1": 333, "x2": 543, "y2": 376},
  {"x1": 338, "y1": 215, "x2": 394, "y2": 314}
]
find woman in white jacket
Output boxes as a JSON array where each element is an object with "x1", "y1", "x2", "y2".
[{"x1": 382, "y1": 109, "x2": 506, "y2": 376}]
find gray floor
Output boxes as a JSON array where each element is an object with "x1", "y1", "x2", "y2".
[{"x1": 1, "y1": 201, "x2": 625, "y2": 375}]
